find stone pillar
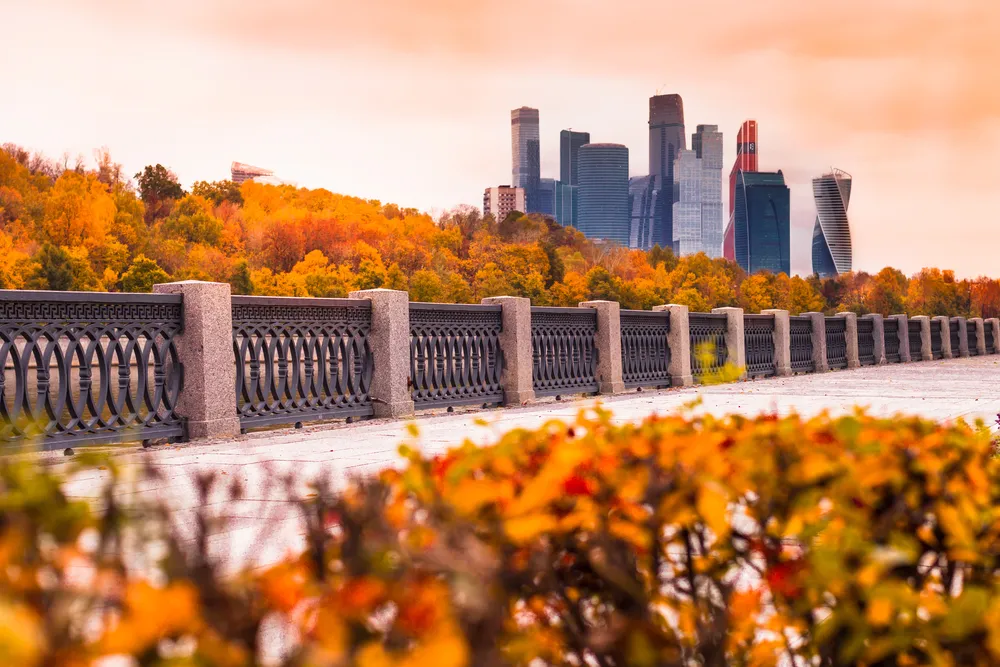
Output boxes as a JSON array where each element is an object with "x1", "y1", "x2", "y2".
[
  {"x1": 712, "y1": 307, "x2": 745, "y2": 379},
  {"x1": 932, "y1": 315, "x2": 952, "y2": 359},
  {"x1": 803, "y1": 312, "x2": 828, "y2": 373},
  {"x1": 951, "y1": 317, "x2": 969, "y2": 357},
  {"x1": 988, "y1": 318, "x2": 1000, "y2": 354},
  {"x1": 762, "y1": 309, "x2": 791, "y2": 376},
  {"x1": 482, "y1": 296, "x2": 535, "y2": 405},
  {"x1": 889, "y1": 314, "x2": 910, "y2": 363},
  {"x1": 836, "y1": 312, "x2": 860, "y2": 369},
  {"x1": 863, "y1": 314, "x2": 886, "y2": 365},
  {"x1": 911, "y1": 316, "x2": 932, "y2": 361},
  {"x1": 653, "y1": 304, "x2": 693, "y2": 386},
  {"x1": 580, "y1": 300, "x2": 625, "y2": 394},
  {"x1": 968, "y1": 317, "x2": 987, "y2": 355},
  {"x1": 349, "y1": 289, "x2": 414, "y2": 418},
  {"x1": 153, "y1": 280, "x2": 241, "y2": 440}
]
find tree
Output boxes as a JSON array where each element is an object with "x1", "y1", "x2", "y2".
[
  {"x1": 161, "y1": 195, "x2": 223, "y2": 246},
  {"x1": 41, "y1": 171, "x2": 114, "y2": 247},
  {"x1": 410, "y1": 270, "x2": 444, "y2": 302},
  {"x1": 119, "y1": 255, "x2": 171, "y2": 293},
  {"x1": 229, "y1": 259, "x2": 253, "y2": 295},
  {"x1": 25, "y1": 244, "x2": 74, "y2": 291},
  {"x1": 134, "y1": 164, "x2": 185, "y2": 221},
  {"x1": 192, "y1": 180, "x2": 243, "y2": 207}
]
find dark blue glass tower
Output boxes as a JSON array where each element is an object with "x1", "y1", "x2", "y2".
[
  {"x1": 733, "y1": 170, "x2": 790, "y2": 274},
  {"x1": 577, "y1": 144, "x2": 630, "y2": 245}
]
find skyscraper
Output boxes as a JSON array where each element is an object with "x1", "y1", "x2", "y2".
[
  {"x1": 672, "y1": 150, "x2": 703, "y2": 255},
  {"x1": 555, "y1": 182, "x2": 578, "y2": 229},
  {"x1": 693, "y1": 124, "x2": 724, "y2": 257},
  {"x1": 511, "y1": 107, "x2": 540, "y2": 213},
  {"x1": 483, "y1": 186, "x2": 525, "y2": 223},
  {"x1": 628, "y1": 176, "x2": 660, "y2": 250},
  {"x1": 732, "y1": 170, "x2": 790, "y2": 274},
  {"x1": 577, "y1": 144, "x2": 630, "y2": 245},
  {"x1": 724, "y1": 120, "x2": 758, "y2": 261},
  {"x1": 648, "y1": 94, "x2": 685, "y2": 250},
  {"x1": 537, "y1": 178, "x2": 557, "y2": 217},
  {"x1": 811, "y1": 169, "x2": 853, "y2": 278},
  {"x1": 560, "y1": 130, "x2": 590, "y2": 185}
]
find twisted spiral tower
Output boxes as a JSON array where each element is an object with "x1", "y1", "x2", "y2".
[{"x1": 811, "y1": 168, "x2": 853, "y2": 278}]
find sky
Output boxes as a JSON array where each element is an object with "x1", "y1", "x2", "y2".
[{"x1": 1, "y1": 0, "x2": 998, "y2": 277}]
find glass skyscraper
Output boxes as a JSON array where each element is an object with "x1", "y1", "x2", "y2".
[
  {"x1": 693, "y1": 125, "x2": 723, "y2": 257},
  {"x1": 537, "y1": 178, "x2": 556, "y2": 217},
  {"x1": 557, "y1": 129, "x2": 590, "y2": 229},
  {"x1": 577, "y1": 144, "x2": 630, "y2": 245},
  {"x1": 511, "y1": 107, "x2": 540, "y2": 213},
  {"x1": 812, "y1": 169, "x2": 853, "y2": 278},
  {"x1": 733, "y1": 170, "x2": 790, "y2": 274},
  {"x1": 648, "y1": 94, "x2": 685, "y2": 250},
  {"x1": 724, "y1": 120, "x2": 758, "y2": 262}
]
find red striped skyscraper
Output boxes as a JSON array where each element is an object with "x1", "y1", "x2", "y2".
[{"x1": 723, "y1": 120, "x2": 758, "y2": 261}]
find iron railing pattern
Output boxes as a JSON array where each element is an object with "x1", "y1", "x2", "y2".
[
  {"x1": 884, "y1": 318, "x2": 901, "y2": 363},
  {"x1": 857, "y1": 318, "x2": 876, "y2": 366},
  {"x1": 790, "y1": 316, "x2": 814, "y2": 373},
  {"x1": 620, "y1": 310, "x2": 671, "y2": 389},
  {"x1": 531, "y1": 307, "x2": 598, "y2": 397},
  {"x1": 689, "y1": 313, "x2": 728, "y2": 380},
  {"x1": 908, "y1": 320, "x2": 923, "y2": 360},
  {"x1": 409, "y1": 303, "x2": 503, "y2": 409},
  {"x1": 949, "y1": 320, "x2": 961, "y2": 357},
  {"x1": 744, "y1": 314, "x2": 776, "y2": 378},
  {"x1": 232, "y1": 297, "x2": 373, "y2": 428},
  {"x1": 825, "y1": 317, "x2": 848, "y2": 369},
  {"x1": 987, "y1": 324, "x2": 996, "y2": 354},
  {"x1": 0, "y1": 291, "x2": 184, "y2": 450},
  {"x1": 967, "y1": 323, "x2": 980, "y2": 357},
  {"x1": 930, "y1": 320, "x2": 943, "y2": 359}
]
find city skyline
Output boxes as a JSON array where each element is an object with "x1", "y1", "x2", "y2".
[{"x1": 2, "y1": 1, "x2": 996, "y2": 277}]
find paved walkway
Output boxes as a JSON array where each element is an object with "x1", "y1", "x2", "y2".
[{"x1": 49, "y1": 355, "x2": 1000, "y2": 574}]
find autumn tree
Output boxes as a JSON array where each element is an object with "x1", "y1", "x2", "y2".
[
  {"x1": 120, "y1": 255, "x2": 171, "y2": 292},
  {"x1": 192, "y1": 180, "x2": 243, "y2": 207},
  {"x1": 135, "y1": 164, "x2": 185, "y2": 221},
  {"x1": 41, "y1": 171, "x2": 114, "y2": 247}
]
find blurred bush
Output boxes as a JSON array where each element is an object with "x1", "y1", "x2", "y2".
[{"x1": 3, "y1": 408, "x2": 1000, "y2": 665}]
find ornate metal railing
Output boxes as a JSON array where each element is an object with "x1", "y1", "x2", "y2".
[
  {"x1": 883, "y1": 318, "x2": 901, "y2": 363},
  {"x1": 0, "y1": 291, "x2": 185, "y2": 450},
  {"x1": 531, "y1": 307, "x2": 598, "y2": 397},
  {"x1": 409, "y1": 303, "x2": 503, "y2": 409},
  {"x1": 930, "y1": 320, "x2": 943, "y2": 359},
  {"x1": 949, "y1": 319, "x2": 961, "y2": 357},
  {"x1": 743, "y1": 314, "x2": 776, "y2": 378},
  {"x1": 825, "y1": 317, "x2": 847, "y2": 370},
  {"x1": 857, "y1": 318, "x2": 876, "y2": 366},
  {"x1": 789, "y1": 316, "x2": 814, "y2": 373},
  {"x1": 908, "y1": 320, "x2": 923, "y2": 360},
  {"x1": 232, "y1": 297, "x2": 373, "y2": 429},
  {"x1": 689, "y1": 313, "x2": 728, "y2": 380},
  {"x1": 967, "y1": 323, "x2": 980, "y2": 357},
  {"x1": 987, "y1": 323, "x2": 996, "y2": 354},
  {"x1": 620, "y1": 310, "x2": 671, "y2": 389}
]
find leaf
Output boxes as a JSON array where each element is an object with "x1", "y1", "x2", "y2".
[
  {"x1": 504, "y1": 513, "x2": 559, "y2": 544},
  {"x1": 697, "y1": 482, "x2": 730, "y2": 538}
]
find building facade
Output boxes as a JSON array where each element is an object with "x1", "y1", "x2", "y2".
[
  {"x1": 672, "y1": 150, "x2": 703, "y2": 255},
  {"x1": 558, "y1": 129, "x2": 590, "y2": 229},
  {"x1": 555, "y1": 182, "x2": 578, "y2": 229},
  {"x1": 483, "y1": 186, "x2": 525, "y2": 223},
  {"x1": 231, "y1": 162, "x2": 274, "y2": 185},
  {"x1": 576, "y1": 144, "x2": 630, "y2": 245},
  {"x1": 628, "y1": 175, "x2": 660, "y2": 250},
  {"x1": 537, "y1": 178, "x2": 557, "y2": 218},
  {"x1": 693, "y1": 124, "x2": 724, "y2": 257},
  {"x1": 732, "y1": 170, "x2": 790, "y2": 275},
  {"x1": 511, "y1": 107, "x2": 540, "y2": 213},
  {"x1": 648, "y1": 94, "x2": 685, "y2": 250},
  {"x1": 811, "y1": 169, "x2": 853, "y2": 278},
  {"x1": 723, "y1": 120, "x2": 758, "y2": 261}
]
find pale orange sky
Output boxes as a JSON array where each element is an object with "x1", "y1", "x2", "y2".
[{"x1": 2, "y1": 0, "x2": 998, "y2": 276}]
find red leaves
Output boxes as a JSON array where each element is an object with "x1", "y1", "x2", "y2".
[
  {"x1": 766, "y1": 561, "x2": 804, "y2": 599},
  {"x1": 562, "y1": 474, "x2": 594, "y2": 497}
]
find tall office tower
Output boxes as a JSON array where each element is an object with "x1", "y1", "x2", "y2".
[
  {"x1": 511, "y1": 107, "x2": 540, "y2": 212},
  {"x1": 672, "y1": 150, "x2": 703, "y2": 255},
  {"x1": 648, "y1": 94, "x2": 685, "y2": 250},
  {"x1": 559, "y1": 129, "x2": 590, "y2": 228},
  {"x1": 231, "y1": 162, "x2": 274, "y2": 184},
  {"x1": 537, "y1": 178, "x2": 557, "y2": 217},
  {"x1": 693, "y1": 124, "x2": 724, "y2": 256},
  {"x1": 577, "y1": 144, "x2": 630, "y2": 245},
  {"x1": 628, "y1": 175, "x2": 661, "y2": 250},
  {"x1": 811, "y1": 169, "x2": 853, "y2": 278},
  {"x1": 732, "y1": 170, "x2": 790, "y2": 274},
  {"x1": 723, "y1": 120, "x2": 758, "y2": 261},
  {"x1": 483, "y1": 185, "x2": 525, "y2": 223},
  {"x1": 555, "y1": 182, "x2": 578, "y2": 228}
]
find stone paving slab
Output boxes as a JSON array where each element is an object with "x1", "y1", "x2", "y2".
[{"x1": 43, "y1": 355, "x2": 1000, "y2": 574}]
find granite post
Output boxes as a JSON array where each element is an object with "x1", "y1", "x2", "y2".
[
  {"x1": 482, "y1": 296, "x2": 535, "y2": 405},
  {"x1": 890, "y1": 314, "x2": 910, "y2": 363},
  {"x1": 153, "y1": 280, "x2": 241, "y2": 440},
  {"x1": 911, "y1": 316, "x2": 932, "y2": 361},
  {"x1": 989, "y1": 318, "x2": 1000, "y2": 354},
  {"x1": 836, "y1": 312, "x2": 860, "y2": 369},
  {"x1": 951, "y1": 317, "x2": 969, "y2": 357},
  {"x1": 349, "y1": 289, "x2": 414, "y2": 418},
  {"x1": 803, "y1": 312, "x2": 828, "y2": 372},
  {"x1": 654, "y1": 304, "x2": 693, "y2": 386},
  {"x1": 863, "y1": 314, "x2": 886, "y2": 364},
  {"x1": 933, "y1": 315, "x2": 952, "y2": 359},
  {"x1": 968, "y1": 317, "x2": 987, "y2": 355},
  {"x1": 580, "y1": 300, "x2": 625, "y2": 394},
  {"x1": 762, "y1": 309, "x2": 791, "y2": 376},
  {"x1": 712, "y1": 307, "x2": 746, "y2": 379}
]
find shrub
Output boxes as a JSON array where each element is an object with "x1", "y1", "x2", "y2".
[{"x1": 3, "y1": 409, "x2": 1000, "y2": 665}]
